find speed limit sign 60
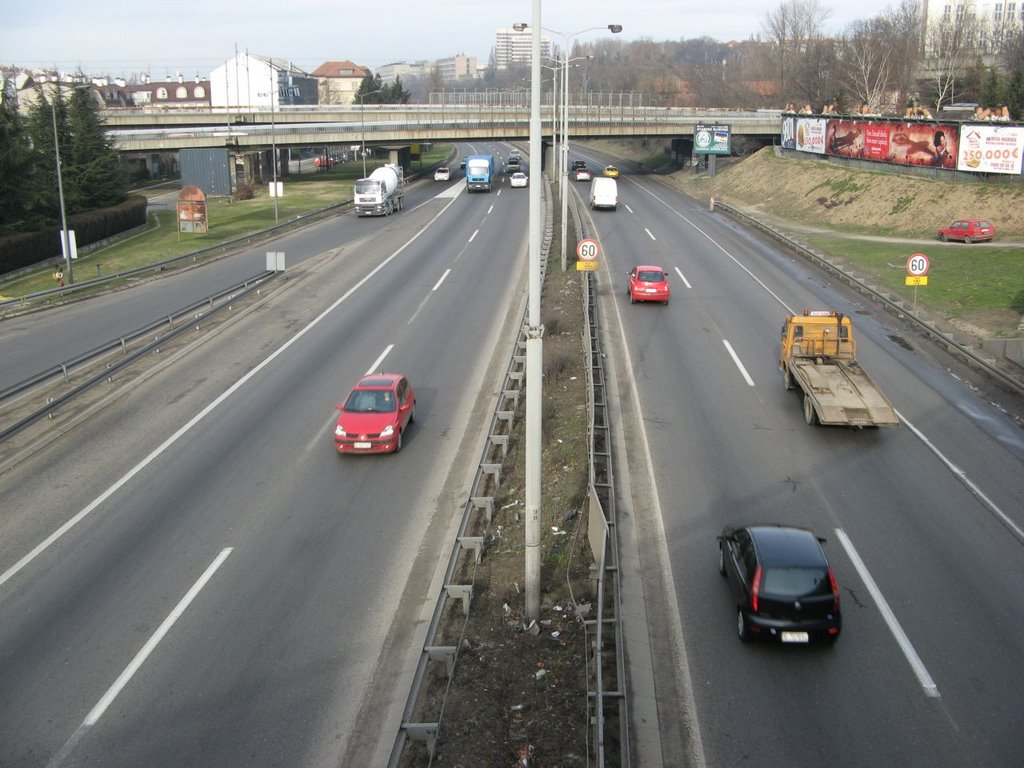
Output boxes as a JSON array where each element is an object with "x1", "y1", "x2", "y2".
[
  {"x1": 577, "y1": 238, "x2": 600, "y2": 261},
  {"x1": 907, "y1": 253, "x2": 930, "y2": 276}
]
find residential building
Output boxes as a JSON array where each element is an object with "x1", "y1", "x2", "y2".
[
  {"x1": 210, "y1": 52, "x2": 317, "y2": 108},
  {"x1": 312, "y1": 60, "x2": 369, "y2": 105},
  {"x1": 924, "y1": 0, "x2": 1024, "y2": 54},
  {"x1": 126, "y1": 74, "x2": 210, "y2": 109},
  {"x1": 435, "y1": 54, "x2": 479, "y2": 80},
  {"x1": 375, "y1": 61, "x2": 428, "y2": 82},
  {"x1": 495, "y1": 27, "x2": 551, "y2": 69}
]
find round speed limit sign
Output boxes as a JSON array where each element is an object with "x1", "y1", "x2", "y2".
[
  {"x1": 907, "y1": 253, "x2": 930, "y2": 276},
  {"x1": 577, "y1": 238, "x2": 600, "y2": 261}
]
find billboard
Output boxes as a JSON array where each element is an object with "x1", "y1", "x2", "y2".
[
  {"x1": 956, "y1": 124, "x2": 1024, "y2": 174},
  {"x1": 824, "y1": 120, "x2": 958, "y2": 169},
  {"x1": 784, "y1": 117, "x2": 827, "y2": 154},
  {"x1": 694, "y1": 124, "x2": 732, "y2": 155}
]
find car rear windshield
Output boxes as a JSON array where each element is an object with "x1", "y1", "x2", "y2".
[
  {"x1": 639, "y1": 271, "x2": 664, "y2": 282},
  {"x1": 761, "y1": 567, "x2": 831, "y2": 597}
]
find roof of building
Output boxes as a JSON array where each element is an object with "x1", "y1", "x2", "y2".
[{"x1": 311, "y1": 61, "x2": 368, "y2": 78}]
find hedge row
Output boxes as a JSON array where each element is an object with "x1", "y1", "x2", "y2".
[{"x1": 0, "y1": 195, "x2": 148, "y2": 275}]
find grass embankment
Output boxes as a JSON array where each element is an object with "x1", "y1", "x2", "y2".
[{"x1": 0, "y1": 145, "x2": 453, "y2": 300}]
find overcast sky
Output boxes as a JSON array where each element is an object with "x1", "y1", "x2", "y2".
[{"x1": 3, "y1": 0, "x2": 899, "y2": 79}]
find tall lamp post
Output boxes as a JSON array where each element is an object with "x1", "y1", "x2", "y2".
[
  {"x1": 548, "y1": 24, "x2": 622, "y2": 270},
  {"x1": 357, "y1": 89, "x2": 384, "y2": 177},
  {"x1": 50, "y1": 88, "x2": 73, "y2": 285}
]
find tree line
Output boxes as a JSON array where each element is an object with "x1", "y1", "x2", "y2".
[
  {"x1": 0, "y1": 83, "x2": 126, "y2": 236},
  {"x1": 400, "y1": 0, "x2": 1024, "y2": 118}
]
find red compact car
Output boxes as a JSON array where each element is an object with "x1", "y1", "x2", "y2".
[
  {"x1": 627, "y1": 265, "x2": 671, "y2": 305},
  {"x1": 334, "y1": 373, "x2": 416, "y2": 454},
  {"x1": 938, "y1": 218, "x2": 996, "y2": 243}
]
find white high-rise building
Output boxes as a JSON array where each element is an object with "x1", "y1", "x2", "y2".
[{"x1": 494, "y1": 27, "x2": 551, "y2": 69}]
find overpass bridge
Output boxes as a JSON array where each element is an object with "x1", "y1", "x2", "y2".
[{"x1": 104, "y1": 104, "x2": 782, "y2": 155}]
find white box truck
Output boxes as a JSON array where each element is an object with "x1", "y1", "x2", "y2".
[{"x1": 590, "y1": 177, "x2": 618, "y2": 210}]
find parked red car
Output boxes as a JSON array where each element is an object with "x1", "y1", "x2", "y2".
[
  {"x1": 314, "y1": 155, "x2": 336, "y2": 168},
  {"x1": 938, "y1": 218, "x2": 996, "y2": 243},
  {"x1": 334, "y1": 373, "x2": 416, "y2": 454},
  {"x1": 627, "y1": 265, "x2": 671, "y2": 305}
]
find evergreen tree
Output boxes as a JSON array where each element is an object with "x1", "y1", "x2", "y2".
[
  {"x1": 0, "y1": 79, "x2": 33, "y2": 233},
  {"x1": 66, "y1": 88, "x2": 125, "y2": 209}
]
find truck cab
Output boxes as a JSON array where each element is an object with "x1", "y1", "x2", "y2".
[{"x1": 780, "y1": 310, "x2": 854, "y2": 366}]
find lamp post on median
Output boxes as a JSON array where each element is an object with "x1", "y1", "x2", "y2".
[
  {"x1": 357, "y1": 88, "x2": 384, "y2": 178},
  {"x1": 549, "y1": 24, "x2": 622, "y2": 270},
  {"x1": 49, "y1": 85, "x2": 73, "y2": 285}
]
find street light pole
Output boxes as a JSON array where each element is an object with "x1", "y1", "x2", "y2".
[
  {"x1": 50, "y1": 88, "x2": 73, "y2": 286},
  {"x1": 270, "y1": 85, "x2": 279, "y2": 225},
  {"x1": 547, "y1": 24, "x2": 622, "y2": 270},
  {"x1": 358, "y1": 88, "x2": 384, "y2": 178}
]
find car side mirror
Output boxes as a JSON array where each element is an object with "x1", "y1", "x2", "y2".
[{"x1": 335, "y1": 404, "x2": 344, "y2": 411}]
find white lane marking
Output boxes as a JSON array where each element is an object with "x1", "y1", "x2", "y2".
[
  {"x1": 487, "y1": 204, "x2": 495, "y2": 214},
  {"x1": 628, "y1": 180, "x2": 792, "y2": 309},
  {"x1": 365, "y1": 344, "x2": 394, "y2": 376},
  {"x1": 468, "y1": 229, "x2": 479, "y2": 243},
  {"x1": 47, "y1": 548, "x2": 234, "y2": 767},
  {"x1": 896, "y1": 411, "x2": 1024, "y2": 543},
  {"x1": 433, "y1": 180, "x2": 465, "y2": 199},
  {"x1": 625, "y1": 204, "x2": 634, "y2": 213},
  {"x1": 0, "y1": 191, "x2": 463, "y2": 593},
  {"x1": 630, "y1": 178, "x2": 1017, "y2": 544},
  {"x1": 645, "y1": 228, "x2": 656, "y2": 241},
  {"x1": 835, "y1": 529, "x2": 940, "y2": 698},
  {"x1": 432, "y1": 269, "x2": 452, "y2": 291},
  {"x1": 674, "y1": 267, "x2": 692, "y2": 289},
  {"x1": 722, "y1": 340, "x2": 755, "y2": 386}
]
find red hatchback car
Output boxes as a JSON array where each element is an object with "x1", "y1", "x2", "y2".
[
  {"x1": 627, "y1": 265, "x2": 671, "y2": 305},
  {"x1": 938, "y1": 218, "x2": 996, "y2": 243},
  {"x1": 334, "y1": 373, "x2": 416, "y2": 454}
]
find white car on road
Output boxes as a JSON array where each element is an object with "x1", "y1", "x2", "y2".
[
  {"x1": 510, "y1": 172, "x2": 528, "y2": 188},
  {"x1": 434, "y1": 167, "x2": 451, "y2": 182}
]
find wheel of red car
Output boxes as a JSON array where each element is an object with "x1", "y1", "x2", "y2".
[
  {"x1": 964, "y1": 235, "x2": 973, "y2": 244},
  {"x1": 939, "y1": 233, "x2": 948, "y2": 242},
  {"x1": 409, "y1": 402, "x2": 416, "y2": 424},
  {"x1": 629, "y1": 292, "x2": 636, "y2": 304},
  {"x1": 395, "y1": 429, "x2": 403, "y2": 453}
]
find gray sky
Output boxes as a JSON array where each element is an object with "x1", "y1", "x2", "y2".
[{"x1": 3, "y1": 0, "x2": 898, "y2": 79}]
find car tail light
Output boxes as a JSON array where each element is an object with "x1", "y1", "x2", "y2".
[
  {"x1": 828, "y1": 567, "x2": 840, "y2": 611},
  {"x1": 751, "y1": 566, "x2": 762, "y2": 613}
]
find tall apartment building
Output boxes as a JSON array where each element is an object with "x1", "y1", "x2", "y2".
[
  {"x1": 435, "y1": 54, "x2": 479, "y2": 80},
  {"x1": 924, "y1": 0, "x2": 1024, "y2": 53},
  {"x1": 494, "y1": 27, "x2": 552, "y2": 68}
]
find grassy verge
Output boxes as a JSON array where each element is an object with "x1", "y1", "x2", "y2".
[{"x1": 1, "y1": 145, "x2": 453, "y2": 299}]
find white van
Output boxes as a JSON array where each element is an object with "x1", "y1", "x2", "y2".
[{"x1": 590, "y1": 177, "x2": 618, "y2": 210}]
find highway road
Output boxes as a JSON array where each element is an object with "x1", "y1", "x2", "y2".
[
  {"x1": 571, "y1": 147, "x2": 1024, "y2": 768},
  {"x1": 0, "y1": 141, "x2": 531, "y2": 767},
  {"x1": 2, "y1": 139, "x2": 1022, "y2": 767}
]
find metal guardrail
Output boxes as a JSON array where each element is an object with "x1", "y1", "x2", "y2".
[
  {"x1": 386, "y1": 176, "x2": 559, "y2": 765},
  {"x1": 0, "y1": 197, "x2": 354, "y2": 311},
  {"x1": 712, "y1": 200, "x2": 1024, "y2": 396},
  {"x1": 0, "y1": 273, "x2": 276, "y2": 444}
]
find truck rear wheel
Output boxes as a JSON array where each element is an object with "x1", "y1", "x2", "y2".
[{"x1": 803, "y1": 393, "x2": 818, "y2": 425}]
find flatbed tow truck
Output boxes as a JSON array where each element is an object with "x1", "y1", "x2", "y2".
[{"x1": 780, "y1": 310, "x2": 899, "y2": 427}]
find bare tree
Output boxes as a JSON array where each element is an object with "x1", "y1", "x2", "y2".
[
  {"x1": 925, "y1": 11, "x2": 984, "y2": 108},
  {"x1": 840, "y1": 18, "x2": 894, "y2": 111},
  {"x1": 878, "y1": 0, "x2": 925, "y2": 108},
  {"x1": 762, "y1": 0, "x2": 831, "y2": 98}
]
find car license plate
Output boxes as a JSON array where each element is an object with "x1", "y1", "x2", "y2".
[
  {"x1": 780, "y1": 631, "x2": 809, "y2": 643},
  {"x1": 354, "y1": 441, "x2": 372, "y2": 450}
]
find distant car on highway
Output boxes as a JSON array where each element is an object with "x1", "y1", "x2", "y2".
[
  {"x1": 718, "y1": 524, "x2": 842, "y2": 644},
  {"x1": 938, "y1": 218, "x2": 995, "y2": 243},
  {"x1": 434, "y1": 167, "x2": 451, "y2": 182},
  {"x1": 571, "y1": 159, "x2": 586, "y2": 170},
  {"x1": 510, "y1": 172, "x2": 529, "y2": 188},
  {"x1": 334, "y1": 373, "x2": 416, "y2": 454},
  {"x1": 459, "y1": 159, "x2": 467, "y2": 169},
  {"x1": 603, "y1": 165, "x2": 620, "y2": 178},
  {"x1": 574, "y1": 167, "x2": 592, "y2": 182},
  {"x1": 627, "y1": 265, "x2": 670, "y2": 304}
]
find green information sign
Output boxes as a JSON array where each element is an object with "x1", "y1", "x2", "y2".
[{"x1": 694, "y1": 124, "x2": 732, "y2": 155}]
